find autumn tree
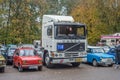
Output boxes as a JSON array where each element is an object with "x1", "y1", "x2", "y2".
[{"x1": 71, "y1": 0, "x2": 120, "y2": 45}]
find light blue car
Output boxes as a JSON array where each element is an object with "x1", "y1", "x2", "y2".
[{"x1": 87, "y1": 46, "x2": 115, "y2": 67}]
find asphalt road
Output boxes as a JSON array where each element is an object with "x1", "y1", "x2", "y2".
[{"x1": 0, "y1": 63, "x2": 120, "y2": 80}]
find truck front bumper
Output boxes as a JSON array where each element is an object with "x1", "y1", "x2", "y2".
[{"x1": 49, "y1": 57, "x2": 85, "y2": 64}]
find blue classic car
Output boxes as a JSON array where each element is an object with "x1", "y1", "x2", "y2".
[{"x1": 87, "y1": 46, "x2": 115, "y2": 67}]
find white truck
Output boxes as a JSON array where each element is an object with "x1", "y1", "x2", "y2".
[{"x1": 41, "y1": 15, "x2": 87, "y2": 68}]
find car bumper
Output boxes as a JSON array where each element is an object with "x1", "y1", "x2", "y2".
[
  {"x1": 21, "y1": 64, "x2": 42, "y2": 69},
  {"x1": 0, "y1": 65, "x2": 6, "y2": 68},
  {"x1": 98, "y1": 61, "x2": 115, "y2": 66},
  {"x1": 49, "y1": 57, "x2": 85, "y2": 64}
]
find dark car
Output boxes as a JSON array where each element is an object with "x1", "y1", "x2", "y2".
[
  {"x1": 4, "y1": 45, "x2": 17, "y2": 64},
  {"x1": 106, "y1": 48, "x2": 116, "y2": 56}
]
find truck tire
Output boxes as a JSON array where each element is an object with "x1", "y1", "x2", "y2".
[
  {"x1": 45, "y1": 53, "x2": 53, "y2": 68},
  {"x1": 71, "y1": 62, "x2": 80, "y2": 67},
  {"x1": 92, "y1": 60, "x2": 98, "y2": 67}
]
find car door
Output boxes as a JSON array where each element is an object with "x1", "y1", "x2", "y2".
[
  {"x1": 13, "y1": 49, "x2": 19, "y2": 66},
  {"x1": 87, "y1": 48, "x2": 94, "y2": 63}
]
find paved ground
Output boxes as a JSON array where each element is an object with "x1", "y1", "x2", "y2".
[{"x1": 0, "y1": 63, "x2": 120, "y2": 80}]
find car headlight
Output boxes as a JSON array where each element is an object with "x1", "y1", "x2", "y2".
[
  {"x1": 23, "y1": 60, "x2": 27, "y2": 64},
  {"x1": 101, "y1": 58, "x2": 107, "y2": 62},
  {"x1": 38, "y1": 60, "x2": 42, "y2": 63}
]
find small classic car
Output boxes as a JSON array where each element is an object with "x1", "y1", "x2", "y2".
[
  {"x1": 0, "y1": 50, "x2": 6, "y2": 72},
  {"x1": 87, "y1": 46, "x2": 115, "y2": 67},
  {"x1": 13, "y1": 47, "x2": 42, "y2": 72}
]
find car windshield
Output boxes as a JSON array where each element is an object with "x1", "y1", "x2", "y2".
[
  {"x1": 102, "y1": 47, "x2": 110, "y2": 53},
  {"x1": 93, "y1": 48, "x2": 105, "y2": 53},
  {"x1": 20, "y1": 49, "x2": 35, "y2": 56},
  {"x1": 10, "y1": 48, "x2": 16, "y2": 52},
  {"x1": 8, "y1": 48, "x2": 16, "y2": 56}
]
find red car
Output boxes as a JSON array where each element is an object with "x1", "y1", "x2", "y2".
[{"x1": 13, "y1": 47, "x2": 42, "y2": 72}]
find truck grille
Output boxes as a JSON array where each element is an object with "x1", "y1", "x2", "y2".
[
  {"x1": 57, "y1": 43, "x2": 85, "y2": 52},
  {"x1": 65, "y1": 53, "x2": 79, "y2": 57}
]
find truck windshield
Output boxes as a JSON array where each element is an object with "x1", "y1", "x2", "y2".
[{"x1": 55, "y1": 25, "x2": 86, "y2": 39}]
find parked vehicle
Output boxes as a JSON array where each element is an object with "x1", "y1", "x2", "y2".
[
  {"x1": 5, "y1": 45, "x2": 17, "y2": 64},
  {"x1": 18, "y1": 44, "x2": 34, "y2": 48},
  {"x1": 41, "y1": 15, "x2": 87, "y2": 68},
  {"x1": 106, "y1": 48, "x2": 116, "y2": 56},
  {"x1": 13, "y1": 47, "x2": 42, "y2": 72},
  {"x1": 87, "y1": 46, "x2": 115, "y2": 67},
  {"x1": 0, "y1": 50, "x2": 6, "y2": 73},
  {"x1": 102, "y1": 46, "x2": 110, "y2": 53}
]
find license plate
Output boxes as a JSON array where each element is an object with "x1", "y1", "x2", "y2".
[
  {"x1": 29, "y1": 66, "x2": 38, "y2": 69},
  {"x1": 69, "y1": 58, "x2": 75, "y2": 62},
  {"x1": 75, "y1": 58, "x2": 82, "y2": 62}
]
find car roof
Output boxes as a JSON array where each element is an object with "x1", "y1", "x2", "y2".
[
  {"x1": 18, "y1": 47, "x2": 34, "y2": 50},
  {"x1": 18, "y1": 44, "x2": 34, "y2": 48},
  {"x1": 87, "y1": 46, "x2": 102, "y2": 49}
]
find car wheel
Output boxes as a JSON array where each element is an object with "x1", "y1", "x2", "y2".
[
  {"x1": 109, "y1": 64, "x2": 113, "y2": 67},
  {"x1": 6, "y1": 60, "x2": 9, "y2": 65},
  {"x1": 45, "y1": 53, "x2": 53, "y2": 68},
  {"x1": 92, "y1": 60, "x2": 98, "y2": 67},
  {"x1": 1, "y1": 67, "x2": 5, "y2": 73},
  {"x1": 38, "y1": 66, "x2": 42, "y2": 71},
  {"x1": 71, "y1": 62, "x2": 80, "y2": 67},
  {"x1": 13, "y1": 62, "x2": 16, "y2": 68},
  {"x1": 18, "y1": 65, "x2": 23, "y2": 72}
]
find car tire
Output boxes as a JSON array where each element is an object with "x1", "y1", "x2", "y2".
[
  {"x1": 45, "y1": 53, "x2": 53, "y2": 68},
  {"x1": 71, "y1": 62, "x2": 80, "y2": 67},
  {"x1": 38, "y1": 66, "x2": 42, "y2": 71},
  {"x1": 109, "y1": 64, "x2": 113, "y2": 67},
  {"x1": 13, "y1": 62, "x2": 16, "y2": 68},
  {"x1": 1, "y1": 67, "x2": 5, "y2": 73},
  {"x1": 92, "y1": 60, "x2": 98, "y2": 67},
  {"x1": 18, "y1": 65, "x2": 23, "y2": 72}
]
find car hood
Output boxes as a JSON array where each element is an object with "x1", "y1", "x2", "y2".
[
  {"x1": 20, "y1": 56, "x2": 42, "y2": 61},
  {"x1": 94, "y1": 53, "x2": 114, "y2": 58},
  {"x1": 0, "y1": 55, "x2": 5, "y2": 60}
]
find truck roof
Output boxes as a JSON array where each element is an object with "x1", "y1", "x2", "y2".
[{"x1": 43, "y1": 15, "x2": 74, "y2": 23}]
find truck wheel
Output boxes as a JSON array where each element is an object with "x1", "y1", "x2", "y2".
[
  {"x1": 38, "y1": 66, "x2": 42, "y2": 71},
  {"x1": 45, "y1": 53, "x2": 53, "y2": 68},
  {"x1": 18, "y1": 65, "x2": 23, "y2": 72},
  {"x1": 71, "y1": 62, "x2": 80, "y2": 67},
  {"x1": 92, "y1": 60, "x2": 98, "y2": 67}
]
